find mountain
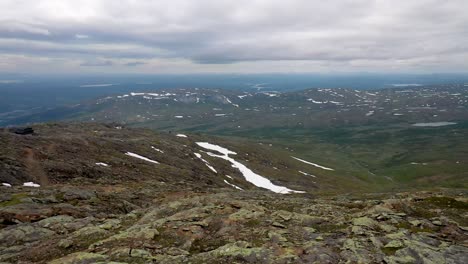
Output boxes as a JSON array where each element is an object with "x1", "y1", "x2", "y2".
[
  {"x1": 2, "y1": 84, "x2": 468, "y2": 190},
  {"x1": 4, "y1": 84, "x2": 468, "y2": 128},
  {"x1": 0, "y1": 123, "x2": 466, "y2": 263}
]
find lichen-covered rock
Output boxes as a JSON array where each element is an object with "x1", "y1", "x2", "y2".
[
  {"x1": 48, "y1": 252, "x2": 108, "y2": 264},
  {"x1": 38, "y1": 215, "x2": 75, "y2": 227},
  {"x1": 208, "y1": 241, "x2": 271, "y2": 263},
  {"x1": 58, "y1": 238, "x2": 74, "y2": 249},
  {"x1": 229, "y1": 207, "x2": 265, "y2": 221},
  {"x1": 0, "y1": 224, "x2": 55, "y2": 246},
  {"x1": 72, "y1": 226, "x2": 107, "y2": 238},
  {"x1": 130, "y1": 249, "x2": 152, "y2": 259},
  {"x1": 98, "y1": 219, "x2": 121, "y2": 230},
  {"x1": 384, "y1": 240, "x2": 404, "y2": 248},
  {"x1": 353, "y1": 216, "x2": 378, "y2": 229},
  {"x1": 60, "y1": 187, "x2": 97, "y2": 201},
  {"x1": 0, "y1": 203, "x2": 54, "y2": 223},
  {"x1": 0, "y1": 181, "x2": 465, "y2": 264}
]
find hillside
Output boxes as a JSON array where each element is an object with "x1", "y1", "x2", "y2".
[
  {"x1": 0, "y1": 123, "x2": 467, "y2": 263},
  {"x1": 0, "y1": 123, "x2": 377, "y2": 193},
  {"x1": 2, "y1": 85, "x2": 468, "y2": 189}
]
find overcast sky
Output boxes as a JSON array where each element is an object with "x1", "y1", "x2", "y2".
[{"x1": 0, "y1": 0, "x2": 467, "y2": 74}]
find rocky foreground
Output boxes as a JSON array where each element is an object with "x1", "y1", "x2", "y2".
[{"x1": 0, "y1": 183, "x2": 466, "y2": 264}]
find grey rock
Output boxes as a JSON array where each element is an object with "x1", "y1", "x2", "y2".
[
  {"x1": 58, "y1": 238, "x2": 73, "y2": 249},
  {"x1": 60, "y1": 187, "x2": 97, "y2": 201},
  {"x1": 48, "y1": 252, "x2": 108, "y2": 264},
  {"x1": 0, "y1": 224, "x2": 54, "y2": 246}
]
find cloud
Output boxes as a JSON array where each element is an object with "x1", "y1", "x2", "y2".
[
  {"x1": 75, "y1": 34, "x2": 89, "y2": 39},
  {"x1": 124, "y1": 61, "x2": 146, "y2": 67},
  {"x1": 0, "y1": 0, "x2": 467, "y2": 73},
  {"x1": 80, "y1": 60, "x2": 113, "y2": 66},
  {"x1": 0, "y1": 20, "x2": 51, "y2": 36}
]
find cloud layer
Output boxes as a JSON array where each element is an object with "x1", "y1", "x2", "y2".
[{"x1": 0, "y1": 0, "x2": 467, "y2": 73}]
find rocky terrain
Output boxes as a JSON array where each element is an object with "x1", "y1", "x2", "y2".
[
  {"x1": 0, "y1": 123, "x2": 467, "y2": 263},
  {"x1": 0, "y1": 182, "x2": 467, "y2": 263}
]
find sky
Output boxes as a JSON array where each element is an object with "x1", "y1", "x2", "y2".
[{"x1": 0, "y1": 0, "x2": 467, "y2": 74}]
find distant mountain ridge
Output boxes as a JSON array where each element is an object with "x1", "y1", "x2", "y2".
[{"x1": 2, "y1": 84, "x2": 467, "y2": 128}]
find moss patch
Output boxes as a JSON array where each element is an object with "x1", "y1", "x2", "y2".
[
  {"x1": 0, "y1": 193, "x2": 28, "y2": 207},
  {"x1": 422, "y1": 197, "x2": 468, "y2": 209},
  {"x1": 381, "y1": 246, "x2": 403, "y2": 256}
]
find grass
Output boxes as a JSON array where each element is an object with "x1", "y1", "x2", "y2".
[
  {"x1": 189, "y1": 121, "x2": 468, "y2": 193},
  {"x1": 396, "y1": 222, "x2": 434, "y2": 234},
  {"x1": 421, "y1": 197, "x2": 468, "y2": 209},
  {"x1": 0, "y1": 193, "x2": 28, "y2": 207},
  {"x1": 244, "y1": 219, "x2": 262, "y2": 227},
  {"x1": 313, "y1": 223, "x2": 347, "y2": 233},
  {"x1": 190, "y1": 237, "x2": 229, "y2": 254}
]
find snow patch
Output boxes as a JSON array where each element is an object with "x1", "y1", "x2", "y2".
[
  {"x1": 23, "y1": 182, "x2": 40, "y2": 187},
  {"x1": 151, "y1": 146, "x2": 164, "y2": 153},
  {"x1": 196, "y1": 142, "x2": 236, "y2": 155},
  {"x1": 291, "y1": 156, "x2": 334, "y2": 171},
  {"x1": 307, "y1": 98, "x2": 325, "y2": 104},
  {"x1": 95, "y1": 162, "x2": 109, "y2": 167},
  {"x1": 197, "y1": 142, "x2": 304, "y2": 194},
  {"x1": 411, "y1": 162, "x2": 428, "y2": 165},
  {"x1": 224, "y1": 180, "x2": 243, "y2": 190},
  {"x1": 2, "y1": 183, "x2": 11, "y2": 187},
  {"x1": 125, "y1": 152, "x2": 159, "y2": 164},
  {"x1": 176, "y1": 134, "x2": 188, "y2": 138},
  {"x1": 194, "y1": 153, "x2": 217, "y2": 173},
  {"x1": 412, "y1": 122, "x2": 457, "y2": 127},
  {"x1": 299, "y1": 171, "x2": 316, "y2": 178}
]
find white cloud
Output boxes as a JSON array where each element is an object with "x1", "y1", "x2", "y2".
[
  {"x1": 0, "y1": 0, "x2": 467, "y2": 73},
  {"x1": 75, "y1": 34, "x2": 89, "y2": 39}
]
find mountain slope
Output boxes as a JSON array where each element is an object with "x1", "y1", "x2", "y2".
[
  {"x1": 0, "y1": 123, "x2": 466, "y2": 263},
  {"x1": 0, "y1": 123, "x2": 376, "y2": 194}
]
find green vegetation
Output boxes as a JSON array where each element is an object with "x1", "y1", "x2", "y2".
[
  {"x1": 422, "y1": 197, "x2": 468, "y2": 209},
  {"x1": 4, "y1": 86, "x2": 468, "y2": 191},
  {"x1": 381, "y1": 246, "x2": 403, "y2": 256},
  {"x1": 0, "y1": 193, "x2": 28, "y2": 207}
]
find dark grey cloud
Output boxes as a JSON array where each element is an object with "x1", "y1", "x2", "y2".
[
  {"x1": 124, "y1": 62, "x2": 146, "y2": 67},
  {"x1": 0, "y1": 0, "x2": 467, "y2": 73},
  {"x1": 80, "y1": 60, "x2": 113, "y2": 67}
]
